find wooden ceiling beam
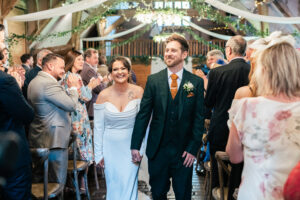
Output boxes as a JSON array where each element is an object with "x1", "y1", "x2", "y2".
[
  {"x1": 0, "y1": 0, "x2": 18, "y2": 23},
  {"x1": 272, "y1": 1, "x2": 300, "y2": 32}
]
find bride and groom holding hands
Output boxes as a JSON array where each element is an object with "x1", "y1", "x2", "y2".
[{"x1": 94, "y1": 33, "x2": 205, "y2": 200}]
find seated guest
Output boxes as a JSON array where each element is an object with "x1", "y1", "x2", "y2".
[
  {"x1": 61, "y1": 49, "x2": 99, "y2": 190},
  {"x1": 80, "y1": 48, "x2": 105, "y2": 120},
  {"x1": 0, "y1": 61, "x2": 34, "y2": 199},
  {"x1": 20, "y1": 54, "x2": 33, "y2": 73},
  {"x1": 23, "y1": 49, "x2": 52, "y2": 99},
  {"x1": 28, "y1": 54, "x2": 80, "y2": 185},
  {"x1": 226, "y1": 41, "x2": 300, "y2": 200}
]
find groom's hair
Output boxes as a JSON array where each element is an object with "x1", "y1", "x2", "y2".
[{"x1": 166, "y1": 33, "x2": 189, "y2": 52}]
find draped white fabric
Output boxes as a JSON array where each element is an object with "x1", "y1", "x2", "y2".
[
  {"x1": 5, "y1": 0, "x2": 107, "y2": 21},
  {"x1": 205, "y1": 0, "x2": 300, "y2": 24},
  {"x1": 183, "y1": 19, "x2": 259, "y2": 41},
  {"x1": 81, "y1": 23, "x2": 148, "y2": 41}
]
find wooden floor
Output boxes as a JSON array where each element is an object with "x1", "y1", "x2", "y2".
[{"x1": 65, "y1": 164, "x2": 206, "y2": 200}]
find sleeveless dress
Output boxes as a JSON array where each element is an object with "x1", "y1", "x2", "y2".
[
  {"x1": 228, "y1": 97, "x2": 300, "y2": 200},
  {"x1": 94, "y1": 99, "x2": 148, "y2": 200}
]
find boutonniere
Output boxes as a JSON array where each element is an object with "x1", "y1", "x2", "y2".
[{"x1": 183, "y1": 81, "x2": 194, "y2": 97}]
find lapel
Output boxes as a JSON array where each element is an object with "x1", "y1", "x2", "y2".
[
  {"x1": 178, "y1": 69, "x2": 188, "y2": 120},
  {"x1": 159, "y1": 69, "x2": 169, "y2": 114}
]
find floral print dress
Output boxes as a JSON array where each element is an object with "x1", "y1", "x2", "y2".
[
  {"x1": 61, "y1": 71, "x2": 94, "y2": 162},
  {"x1": 228, "y1": 97, "x2": 300, "y2": 200}
]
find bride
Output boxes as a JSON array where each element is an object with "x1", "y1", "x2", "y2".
[{"x1": 94, "y1": 56, "x2": 146, "y2": 200}]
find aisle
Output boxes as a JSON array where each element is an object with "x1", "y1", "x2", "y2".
[{"x1": 86, "y1": 163, "x2": 205, "y2": 200}]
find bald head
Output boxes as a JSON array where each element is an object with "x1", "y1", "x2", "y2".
[{"x1": 225, "y1": 35, "x2": 247, "y2": 61}]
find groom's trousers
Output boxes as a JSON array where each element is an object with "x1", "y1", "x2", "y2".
[{"x1": 148, "y1": 144, "x2": 193, "y2": 200}]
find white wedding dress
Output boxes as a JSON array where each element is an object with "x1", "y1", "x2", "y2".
[{"x1": 94, "y1": 99, "x2": 149, "y2": 200}]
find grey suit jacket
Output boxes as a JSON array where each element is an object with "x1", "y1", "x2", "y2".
[
  {"x1": 80, "y1": 62, "x2": 105, "y2": 118},
  {"x1": 28, "y1": 71, "x2": 79, "y2": 148}
]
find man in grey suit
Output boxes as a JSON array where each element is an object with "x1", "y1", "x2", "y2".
[
  {"x1": 80, "y1": 48, "x2": 104, "y2": 120},
  {"x1": 28, "y1": 53, "x2": 80, "y2": 184}
]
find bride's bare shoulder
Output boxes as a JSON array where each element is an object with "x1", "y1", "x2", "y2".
[
  {"x1": 96, "y1": 87, "x2": 112, "y2": 104},
  {"x1": 129, "y1": 84, "x2": 144, "y2": 99}
]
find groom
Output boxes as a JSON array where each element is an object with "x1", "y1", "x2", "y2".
[{"x1": 131, "y1": 34, "x2": 204, "y2": 200}]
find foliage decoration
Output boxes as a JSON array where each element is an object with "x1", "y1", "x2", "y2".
[
  {"x1": 5, "y1": 5, "x2": 118, "y2": 47},
  {"x1": 184, "y1": 27, "x2": 224, "y2": 52},
  {"x1": 153, "y1": 32, "x2": 185, "y2": 43},
  {"x1": 189, "y1": 0, "x2": 266, "y2": 36}
]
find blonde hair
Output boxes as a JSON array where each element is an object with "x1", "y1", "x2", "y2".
[{"x1": 255, "y1": 42, "x2": 300, "y2": 98}]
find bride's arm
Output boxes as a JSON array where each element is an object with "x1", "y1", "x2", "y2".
[{"x1": 94, "y1": 104, "x2": 105, "y2": 164}]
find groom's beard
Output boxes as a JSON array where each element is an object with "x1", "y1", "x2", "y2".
[{"x1": 164, "y1": 57, "x2": 183, "y2": 68}]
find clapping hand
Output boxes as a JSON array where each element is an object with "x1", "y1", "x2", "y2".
[
  {"x1": 67, "y1": 74, "x2": 80, "y2": 89},
  {"x1": 131, "y1": 150, "x2": 142, "y2": 165},
  {"x1": 182, "y1": 151, "x2": 195, "y2": 168},
  {"x1": 88, "y1": 76, "x2": 101, "y2": 90},
  {"x1": 195, "y1": 69, "x2": 206, "y2": 79}
]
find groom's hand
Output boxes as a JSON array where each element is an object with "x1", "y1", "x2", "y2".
[
  {"x1": 131, "y1": 150, "x2": 142, "y2": 164},
  {"x1": 182, "y1": 151, "x2": 195, "y2": 167}
]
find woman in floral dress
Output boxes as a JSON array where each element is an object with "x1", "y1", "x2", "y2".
[
  {"x1": 226, "y1": 41, "x2": 300, "y2": 200},
  {"x1": 61, "y1": 49, "x2": 100, "y2": 189}
]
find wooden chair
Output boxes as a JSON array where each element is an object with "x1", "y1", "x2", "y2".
[
  {"x1": 212, "y1": 151, "x2": 231, "y2": 200},
  {"x1": 204, "y1": 160, "x2": 212, "y2": 200},
  {"x1": 67, "y1": 133, "x2": 91, "y2": 200},
  {"x1": 31, "y1": 148, "x2": 64, "y2": 200}
]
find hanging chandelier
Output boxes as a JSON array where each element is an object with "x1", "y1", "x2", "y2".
[{"x1": 134, "y1": 8, "x2": 186, "y2": 26}]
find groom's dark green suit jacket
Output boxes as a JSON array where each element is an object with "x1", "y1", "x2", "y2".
[{"x1": 131, "y1": 68, "x2": 205, "y2": 159}]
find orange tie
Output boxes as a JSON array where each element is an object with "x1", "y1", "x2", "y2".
[{"x1": 170, "y1": 74, "x2": 178, "y2": 99}]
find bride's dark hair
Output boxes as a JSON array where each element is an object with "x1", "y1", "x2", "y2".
[{"x1": 108, "y1": 56, "x2": 133, "y2": 83}]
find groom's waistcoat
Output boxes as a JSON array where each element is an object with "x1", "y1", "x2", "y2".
[{"x1": 160, "y1": 91, "x2": 181, "y2": 155}]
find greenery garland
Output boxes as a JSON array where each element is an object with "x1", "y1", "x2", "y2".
[
  {"x1": 5, "y1": 8, "x2": 118, "y2": 47},
  {"x1": 190, "y1": 0, "x2": 267, "y2": 37},
  {"x1": 5, "y1": 0, "x2": 299, "y2": 49},
  {"x1": 82, "y1": 23, "x2": 152, "y2": 51},
  {"x1": 185, "y1": 27, "x2": 224, "y2": 52}
]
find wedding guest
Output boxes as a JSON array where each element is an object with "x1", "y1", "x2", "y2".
[
  {"x1": 28, "y1": 53, "x2": 80, "y2": 185},
  {"x1": 205, "y1": 35, "x2": 250, "y2": 199},
  {"x1": 61, "y1": 49, "x2": 99, "y2": 190},
  {"x1": 0, "y1": 61, "x2": 34, "y2": 200},
  {"x1": 195, "y1": 49, "x2": 225, "y2": 91},
  {"x1": 206, "y1": 49, "x2": 225, "y2": 69},
  {"x1": 131, "y1": 34, "x2": 204, "y2": 200},
  {"x1": 80, "y1": 48, "x2": 105, "y2": 120},
  {"x1": 244, "y1": 39, "x2": 255, "y2": 63},
  {"x1": 20, "y1": 54, "x2": 33, "y2": 73},
  {"x1": 94, "y1": 56, "x2": 144, "y2": 200},
  {"x1": 23, "y1": 49, "x2": 52, "y2": 99},
  {"x1": 98, "y1": 55, "x2": 109, "y2": 77},
  {"x1": 226, "y1": 41, "x2": 300, "y2": 200}
]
